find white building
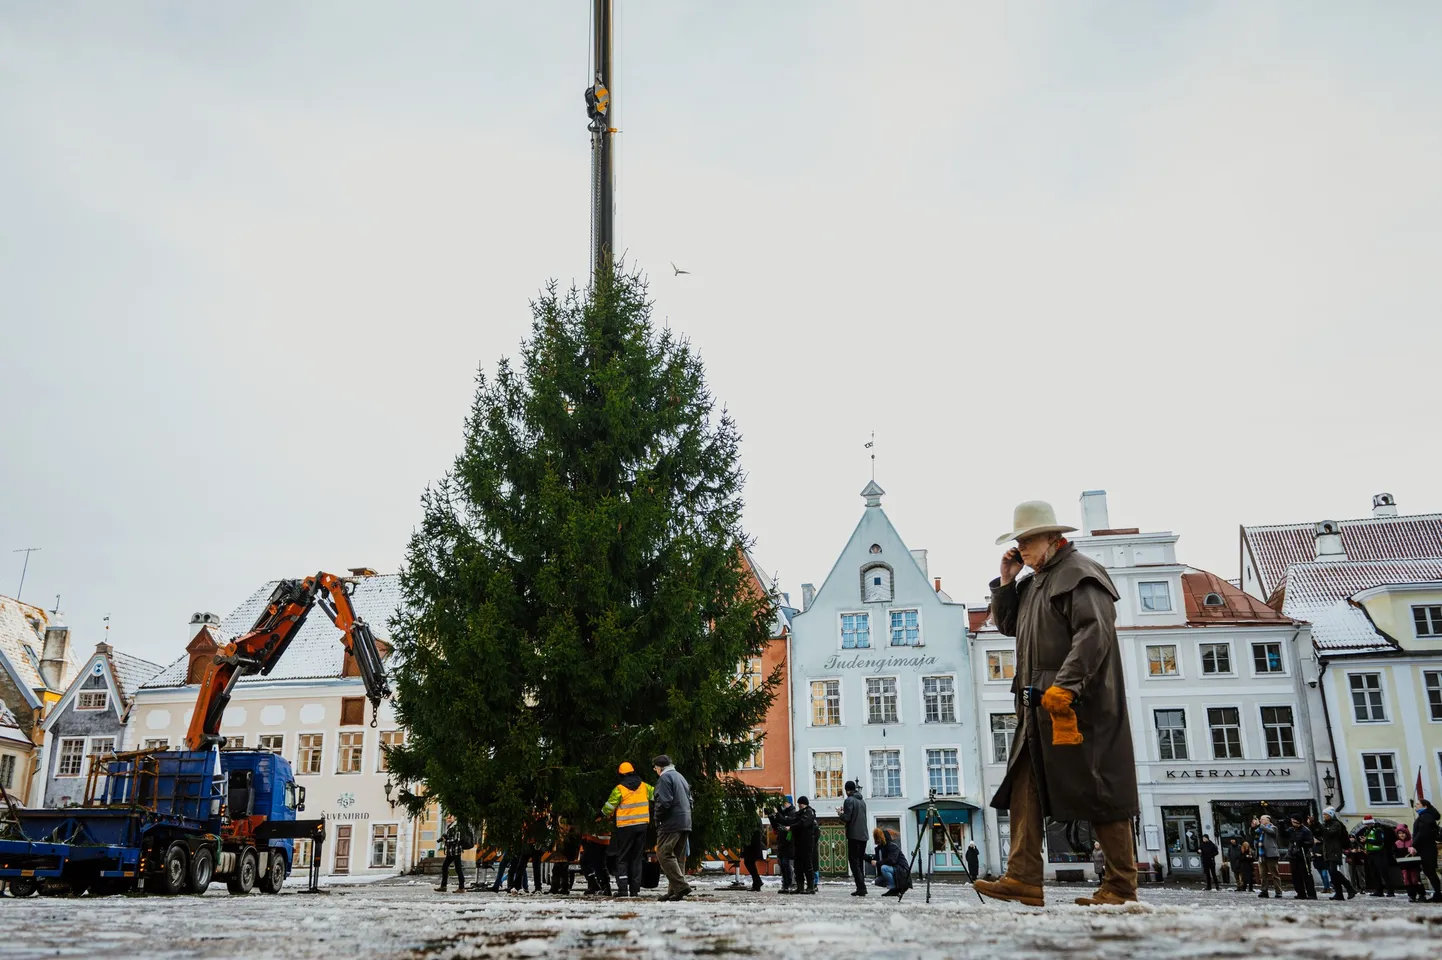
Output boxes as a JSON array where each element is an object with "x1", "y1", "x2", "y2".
[
  {"x1": 789, "y1": 482, "x2": 984, "y2": 874},
  {"x1": 127, "y1": 572, "x2": 440, "y2": 877},
  {"x1": 971, "y1": 491, "x2": 1318, "y2": 880}
]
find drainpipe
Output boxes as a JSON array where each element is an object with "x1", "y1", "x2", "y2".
[
  {"x1": 785, "y1": 628, "x2": 796, "y2": 799},
  {"x1": 1315, "y1": 657, "x2": 1345, "y2": 810},
  {"x1": 1289, "y1": 626, "x2": 1326, "y2": 815}
]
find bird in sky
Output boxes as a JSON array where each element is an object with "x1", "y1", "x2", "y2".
[{"x1": 671, "y1": 262, "x2": 691, "y2": 276}]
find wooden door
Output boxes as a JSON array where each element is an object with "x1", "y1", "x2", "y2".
[
  {"x1": 817, "y1": 821, "x2": 848, "y2": 874},
  {"x1": 334, "y1": 824, "x2": 352, "y2": 874}
]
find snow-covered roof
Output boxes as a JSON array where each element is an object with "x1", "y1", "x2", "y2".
[
  {"x1": 0, "y1": 595, "x2": 75, "y2": 698},
  {"x1": 744, "y1": 552, "x2": 792, "y2": 638},
  {"x1": 0, "y1": 699, "x2": 32, "y2": 747},
  {"x1": 109, "y1": 649, "x2": 165, "y2": 702},
  {"x1": 1242, "y1": 512, "x2": 1442, "y2": 599},
  {"x1": 143, "y1": 575, "x2": 402, "y2": 689},
  {"x1": 1279, "y1": 558, "x2": 1442, "y2": 654}
]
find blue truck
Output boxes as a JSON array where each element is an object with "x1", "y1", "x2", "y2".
[{"x1": 0, "y1": 746, "x2": 322, "y2": 898}]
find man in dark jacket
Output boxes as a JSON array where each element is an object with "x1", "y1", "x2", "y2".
[
  {"x1": 435, "y1": 817, "x2": 468, "y2": 893},
  {"x1": 965, "y1": 841, "x2": 981, "y2": 883},
  {"x1": 838, "y1": 781, "x2": 869, "y2": 896},
  {"x1": 741, "y1": 818, "x2": 764, "y2": 892},
  {"x1": 1287, "y1": 816, "x2": 1317, "y2": 899},
  {"x1": 771, "y1": 796, "x2": 798, "y2": 893},
  {"x1": 1413, "y1": 799, "x2": 1441, "y2": 902},
  {"x1": 651, "y1": 754, "x2": 694, "y2": 901},
  {"x1": 1360, "y1": 815, "x2": 1393, "y2": 896},
  {"x1": 1318, "y1": 808, "x2": 1355, "y2": 900},
  {"x1": 975, "y1": 502, "x2": 1140, "y2": 908},
  {"x1": 792, "y1": 797, "x2": 818, "y2": 894},
  {"x1": 1200, "y1": 835, "x2": 1219, "y2": 890}
]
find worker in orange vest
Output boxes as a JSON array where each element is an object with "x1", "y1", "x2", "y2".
[{"x1": 602, "y1": 760, "x2": 653, "y2": 897}]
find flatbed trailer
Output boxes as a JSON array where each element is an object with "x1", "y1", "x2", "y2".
[{"x1": 0, "y1": 747, "x2": 323, "y2": 898}]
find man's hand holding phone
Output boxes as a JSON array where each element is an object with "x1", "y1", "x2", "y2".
[{"x1": 1000, "y1": 548, "x2": 1024, "y2": 585}]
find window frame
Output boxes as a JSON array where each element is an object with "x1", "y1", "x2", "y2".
[
  {"x1": 839, "y1": 611, "x2": 872, "y2": 650},
  {"x1": 1361, "y1": 751, "x2": 1402, "y2": 806},
  {"x1": 142, "y1": 738, "x2": 169, "y2": 752},
  {"x1": 55, "y1": 737, "x2": 87, "y2": 778},
  {"x1": 369, "y1": 822, "x2": 400, "y2": 869},
  {"x1": 1137, "y1": 580, "x2": 1173, "y2": 614},
  {"x1": 1250, "y1": 641, "x2": 1287, "y2": 677},
  {"x1": 867, "y1": 746, "x2": 904, "y2": 800},
  {"x1": 888, "y1": 607, "x2": 923, "y2": 647},
  {"x1": 220, "y1": 736, "x2": 246, "y2": 751},
  {"x1": 989, "y1": 713, "x2": 1018, "y2": 765},
  {"x1": 1153, "y1": 707, "x2": 1190, "y2": 762},
  {"x1": 923, "y1": 745, "x2": 962, "y2": 797},
  {"x1": 808, "y1": 677, "x2": 843, "y2": 728},
  {"x1": 1347, "y1": 672, "x2": 1388, "y2": 724},
  {"x1": 1424, "y1": 670, "x2": 1442, "y2": 723},
  {"x1": 985, "y1": 648, "x2": 1016, "y2": 684},
  {"x1": 75, "y1": 690, "x2": 110, "y2": 712},
  {"x1": 336, "y1": 730, "x2": 366, "y2": 775},
  {"x1": 258, "y1": 734, "x2": 285, "y2": 756},
  {"x1": 1205, "y1": 704, "x2": 1246, "y2": 761},
  {"x1": 810, "y1": 749, "x2": 846, "y2": 800},
  {"x1": 1145, "y1": 643, "x2": 1182, "y2": 679},
  {"x1": 919, "y1": 673, "x2": 958, "y2": 724},
  {"x1": 1198, "y1": 642, "x2": 1233, "y2": 677},
  {"x1": 1259, "y1": 705, "x2": 1300, "y2": 759},
  {"x1": 1413, "y1": 604, "x2": 1442, "y2": 638},
  {"x1": 295, "y1": 731, "x2": 325, "y2": 777},
  {"x1": 377, "y1": 729, "x2": 404, "y2": 772},
  {"x1": 865, "y1": 675, "x2": 901, "y2": 725},
  {"x1": 0, "y1": 753, "x2": 15, "y2": 790}
]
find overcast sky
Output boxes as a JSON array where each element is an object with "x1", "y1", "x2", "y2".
[{"x1": 3, "y1": 2, "x2": 1440, "y2": 667}]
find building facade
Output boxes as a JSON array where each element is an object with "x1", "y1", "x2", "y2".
[
  {"x1": 0, "y1": 595, "x2": 79, "y2": 805},
  {"x1": 730, "y1": 553, "x2": 795, "y2": 798},
  {"x1": 789, "y1": 482, "x2": 983, "y2": 874}
]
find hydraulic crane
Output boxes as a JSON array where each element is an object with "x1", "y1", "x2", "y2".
[{"x1": 185, "y1": 572, "x2": 392, "y2": 751}]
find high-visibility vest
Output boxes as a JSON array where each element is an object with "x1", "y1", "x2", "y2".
[{"x1": 615, "y1": 782, "x2": 650, "y2": 829}]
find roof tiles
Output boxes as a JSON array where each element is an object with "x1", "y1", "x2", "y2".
[
  {"x1": 1243, "y1": 513, "x2": 1442, "y2": 598},
  {"x1": 1279, "y1": 558, "x2": 1442, "y2": 653},
  {"x1": 1181, "y1": 570, "x2": 1294, "y2": 625}
]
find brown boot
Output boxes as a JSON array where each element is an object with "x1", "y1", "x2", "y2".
[
  {"x1": 974, "y1": 876, "x2": 1044, "y2": 907},
  {"x1": 1074, "y1": 888, "x2": 1138, "y2": 906}
]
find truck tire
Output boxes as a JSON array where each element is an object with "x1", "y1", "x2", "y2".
[
  {"x1": 187, "y1": 846, "x2": 215, "y2": 894},
  {"x1": 258, "y1": 850, "x2": 287, "y2": 894},
  {"x1": 7, "y1": 877, "x2": 38, "y2": 898},
  {"x1": 226, "y1": 849, "x2": 257, "y2": 895},
  {"x1": 161, "y1": 843, "x2": 189, "y2": 895}
]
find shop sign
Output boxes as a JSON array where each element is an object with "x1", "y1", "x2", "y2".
[
  {"x1": 1164, "y1": 767, "x2": 1291, "y2": 779},
  {"x1": 820, "y1": 652, "x2": 940, "y2": 673}
]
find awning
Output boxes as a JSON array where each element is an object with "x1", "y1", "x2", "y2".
[{"x1": 908, "y1": 798, "x2": 981, "y2": 826}]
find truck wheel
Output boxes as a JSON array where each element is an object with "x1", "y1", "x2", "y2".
[
  {"x1": 226, "y1": 849, "x2": 257, "y2": 894},
  {"x1": 8, "y1": 877, "x2": 38, "y2": 898},
  {"x1": 161, "y1": 843, "x2": 189, "y2": 895},
  {"x1": 187, "y1": 846, "x2": 215, "y2": 894},
  {"x1": 258, "y1": 851, "x2": 287, "y2": 894}
]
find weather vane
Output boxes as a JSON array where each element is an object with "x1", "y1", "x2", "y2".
[{"x1": 865, "y1": 432, "x2": 875, "y2": 480}]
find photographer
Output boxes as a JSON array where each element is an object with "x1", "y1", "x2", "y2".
[{"x1": 871, "y1": 827, "x2": 911, "y2": 897}]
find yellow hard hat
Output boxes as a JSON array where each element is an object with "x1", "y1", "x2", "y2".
[{"x1": 618, "y1": 761, "x2": 634, "y2": 775}]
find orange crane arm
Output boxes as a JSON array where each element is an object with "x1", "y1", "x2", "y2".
[{"x1": 185, "y1": 572, "x2": 392, "y2": 751}]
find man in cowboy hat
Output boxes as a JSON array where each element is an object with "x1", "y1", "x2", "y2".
[{"x1": 974, "y1": 500, "x2": 1140, "y2": 907}]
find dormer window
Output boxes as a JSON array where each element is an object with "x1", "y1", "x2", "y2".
[
  {"x1": 1138, "y1": 581, "x2": 1172, "y2": 613},
  {"x1": 861, "y1": 563, "x2": 893, "y2": 603},
  {"x1": 1203, "y1": 593, "x2": 1225, "y2": 607},
  {"x1": 869, "y1": 544, "x2": 883, "y2": 555}
]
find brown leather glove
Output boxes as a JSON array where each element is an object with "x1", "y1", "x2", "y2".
[{"x1": 1041, "y1": 685, "x2": 1083, "y2": 745}]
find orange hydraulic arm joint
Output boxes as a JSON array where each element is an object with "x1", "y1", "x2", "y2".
[{"x1": 185, "y1": 572, "x2": 393, "y2": 751}]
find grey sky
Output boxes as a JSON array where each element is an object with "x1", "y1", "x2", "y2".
[{"x1": 3, "y1": 2, "x2": 1440, "y2": 666}]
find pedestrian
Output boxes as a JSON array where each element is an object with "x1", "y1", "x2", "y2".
[
  {"x1": 1318, "y1": 808, "x2": 1355, "y2": 901},
  {"x1": 871, "y1": 827, "x2": 911, "y2": 897},
  {"x1": 1306, "y1": 816, "x2": 1329, "y2": 894},
  {"x1": 651, "y1": 754, "x2": 694, "y2": 902},
  {"x1": 601, "y1": 761, "x2": 653, "y2": 899},
  {"x1": 771, "y1": 796, "x2": 798, "y2": 894},
  {"x1": 975, "y1": 502, "x2": 1140, "y2": 908},
  {"x1": 579, "y1": 822, "x2": 613, "y2": 896},
  {"x1": 837, "y1": 780, "x2": 869, "y2": 897},
  {"x1": 965, "y1": 840, "x2": 981, "y2": 884},
  {"x1": 1360, "y1": 815, "x2": 1393, "y2": 897},
  {"x1": 1394, "y1": 824, "x2": 1424, "y2": 902},
  {"x1": 1239, "y1": 841, "x2": 1256, "y2": 892},
  {"x1": 1414, "y1": 798, "x2": 1441, "y2": 903},
  {"x1": 1226, "y1": 838, "x2": 1243, "y2": 890},
  {"x1": 434, "y1": 817, "x2": 468, "y2": 893},
  {"x1": 792, "y1": 797, "x2": 818, "y2": 894},
  {"x1": 1200, "y1": 834, "x2": 1219, "y2": 891},
  {"x1": 1345, "y1": 834, "x2": 1367, "y2": 893},
  {"x1": 1253, "y1": 816, "x2": 1284, "y2": 898},
  {"x1": 1091, "y1": 841, "x2": 1106, "y2": 884},
  {"x1": 550, "y1": 824, "x2": 581, "y2": 895},
  {"x1": 741, "y1": 816, "x2": 764, "y2": 892},
  {"x1": 1287, "y1": 816, "x2": 1317, "y2": 899}
]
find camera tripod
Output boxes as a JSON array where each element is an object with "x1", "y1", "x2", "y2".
[{"x1": 900, "y1": 789, "x2": 985, "y2": 904}]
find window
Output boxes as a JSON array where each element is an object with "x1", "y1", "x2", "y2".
[
  {"x1": 378, "y1": 730, "x2": 404, "y2": 772},
  {"x1": 1207, "y1": 707, "x2": 1244, "y2": 759},
  {"x1": 1252, "y1": 643, "x2": 1284, "y2": 674},
  {"x1": 922, "y1": 676, "x2": 956, "y2": 723},
  {"x1": 1146, "y1": 645, "x2": 1179, "y2": 677},
  {"x1": 370, "y1": 823, "x2": 399, "y2": 868},
  {"x1": 1414, "y1": 604, "x2": 1442, "y2": 637},
  {"x1": 0, "y1": 754, "x2": 15, "y2": 790},
  {"x1": 1426, "y1": 671, "x2": 1442, "y2": 722},
  {"x1": 221, "y1": 736, "x2": 246, "y2": 751},
  {"x1": 1138, "y1": 581, "x2": 1172, "y2": 612},
  {"x1": 337, "y1": 732, "x2": 365, "y2": 774},
  {"x1": 76, "y1": 690, "x2": 108, "y2": 711},
  {"x1": 294, "y1": 839, "x2": 314, "y2": 869},
  {"x1": 889, "y1": 609, "x2": 920, "y2": 646},
  {"x1": 926, "y1": 748, "x2": 960, "y2": 796},
  {"x1": 987, "y1": 650, "x2": 1016, "y2": 682},
  {"x1": 810, "y1": 680, "x2": 841, "y2": 726},
  {"x1": 297, "y1": 734, "x2": 324, "y2": 776},
  {"x1": 841, "y1": 613, "x2": 871, "y2": 649},
  {"x1": 738, "y1": 729, "x2": 763, "y2": 770},
  {"x1": 142, "y1": 738, "x2": 169, "y2": 751},
  {"x1": 990, "y1": 713, "x2": 1017, "y2": 764},
  {"x1": 869, "y1": 749, "x2": 902, "y2": 798},
  {"x1": 1349, "y1": 673, "x2": 1387, "y2": 722},
  {"x1": 340, "y1": 697, "x2": 366, "y2": 727},
  {"x1": 861, "y1": 564, "x2": 893, "y2": 603},
  {"x1": 1154, "y1": 709, "x2": 1188, "y2": 761},
  {"x1": 1362, "y1": 753, "x2": 1401, "y2": 805},
  {"x1": 1200, "y1": 643, "x2": 1232, "y2": 675},
  {"x1": 813, "y1": 751, "x2": 844, "y2": 799},
  {"x1": 259, "y1": 734, "x2": 285, "y2": 755},
  {"x1": 1203, "y1": 592, "x2": 1225, "y2": 607},
  {"x1": 737, "y1": 658, "x2": 763, "y2": 692},
  {"x1": 1260, "y1": 706, "x2": 1297, "y2": 759},
  {"x1": 866, "y1": 677, "x2": 899, "y2": 724}
]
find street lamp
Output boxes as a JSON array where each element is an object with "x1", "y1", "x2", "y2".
[
  {"x1": 1322, "y1": 769, "x2": 1336, "y2": 807},
  {"x1": 384, "y1": 777, "x2": 395, "y2": 811}
]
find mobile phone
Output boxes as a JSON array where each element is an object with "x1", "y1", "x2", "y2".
[{"x1": 1008, "y1": 548, "x2": 1024, "y2": 566}]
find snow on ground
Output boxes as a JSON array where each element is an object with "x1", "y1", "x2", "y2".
[{"x1": 2, "y1": 877, "x2": 1439, "y2": 959}]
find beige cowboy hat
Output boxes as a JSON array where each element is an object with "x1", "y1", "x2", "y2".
[{"x1": 995, "y1": 500, "x2": 1078, "y2": 545}]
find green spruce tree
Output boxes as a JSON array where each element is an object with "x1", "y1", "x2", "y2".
[{"x1": 387, "y1": 264, "x2": 778, "y2": 857}]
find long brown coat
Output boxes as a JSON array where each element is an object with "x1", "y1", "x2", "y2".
[{"x1": 989, "y1": 543, "x2": 1139, "y2": 824}]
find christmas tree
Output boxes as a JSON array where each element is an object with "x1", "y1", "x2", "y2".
[{"x1": 387, "y1": 263, "x2": 778, "y2": 857}]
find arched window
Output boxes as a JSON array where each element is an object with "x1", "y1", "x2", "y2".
[{"x1": 860, "y1": 563, "x2": 893, "y2": 603}]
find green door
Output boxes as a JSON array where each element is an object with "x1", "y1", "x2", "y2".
[{"x1": 817, "y1": 822, "x2": 848, "y2": 874}]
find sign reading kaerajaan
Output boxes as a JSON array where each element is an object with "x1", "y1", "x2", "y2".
[{"x1": 821, "y1": 652, "x2": 940, "y2": 673}]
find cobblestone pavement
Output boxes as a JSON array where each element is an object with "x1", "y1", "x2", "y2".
[{"x1": 1, "y1": 877, "x2": 1439, "y2": 959}]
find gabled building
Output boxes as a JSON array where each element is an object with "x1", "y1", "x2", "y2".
[
  {"x1": 36, "y1": 641, "x2": 162, "y2": 807},
  {"x1": 0, "y1": 595, "x2": 79, "y2": 803},
  {"x1": 729, "y1": 553, "x2": 796, "y2": 798},
  {"x1": 789, "y1": 481, "x2": 982, "y2": 874},
  {"x1": 0, "y1": 701, "x2": 34, "y2": 803}
]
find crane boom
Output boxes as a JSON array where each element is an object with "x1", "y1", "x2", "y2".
[{"x1": 185, "y1": 572, "x2": 392, "y2": 751}]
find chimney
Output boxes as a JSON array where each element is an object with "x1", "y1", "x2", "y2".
[
  {"x1": 40, "y1": 625, "x2": 71, "y2": 690},
  {"x1": 1079, "y1": 490, "x2": 1110, "y2": 535},
  {"x1": 1314, "y1": 521, "x2": 1347, "y2": 562},
  {"x1": 910, "y1": 549, "x2": 929, "y2": 580},
  {"x1": 1371, "y1": 493, "x2": 1398, "y2": 518},
  {"x1": 188, "y1": 612, "x2": 222, "y2": 644},
  {"x1": 801, "y1": 583, "x2": 816, "y2": 612},
  {"x1": 95, "y1": 640, "x2": 113, "y2": 657},
  {"x1": 349, "y1": 567, "x2": 379, "y2": 577},
  {"x1": 933, "y1": 577, "x2": 942, "y2": 593}
]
